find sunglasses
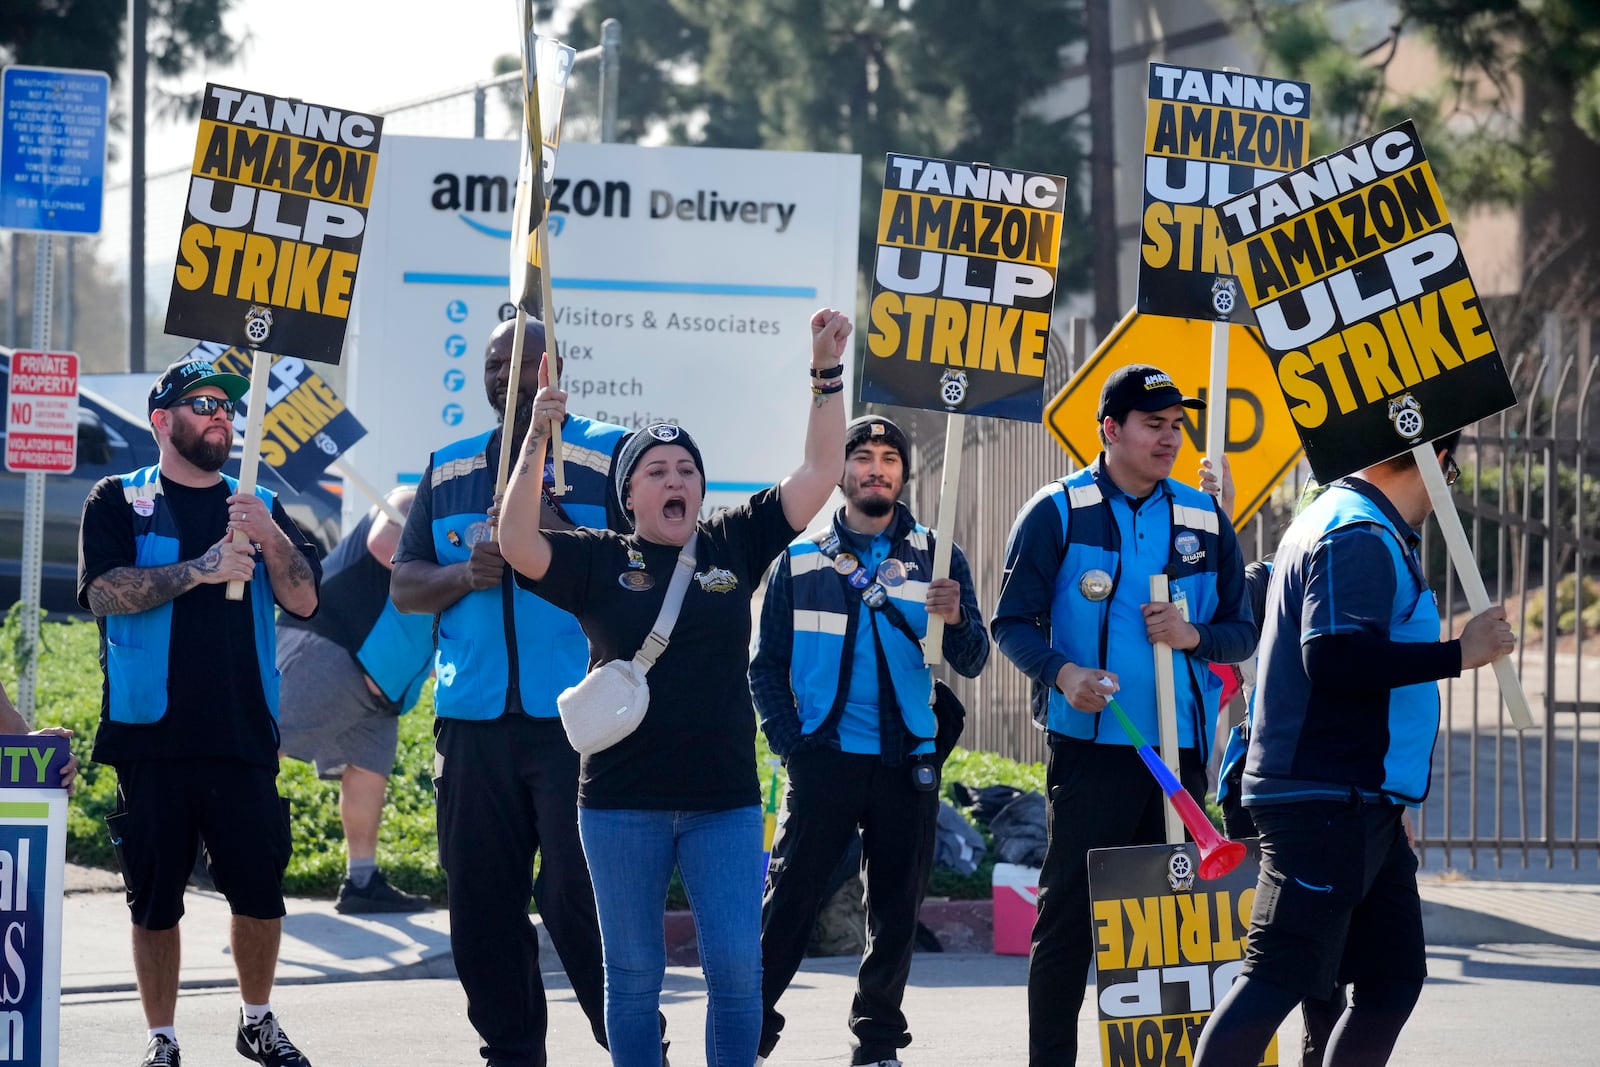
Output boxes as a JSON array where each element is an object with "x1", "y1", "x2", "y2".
[
  {"x1": 1442, "y1": 452, "x2": 1460, "y2": 487},
  {"x1": 168, "y1": 396, "x2": 237, "y2": 418}
]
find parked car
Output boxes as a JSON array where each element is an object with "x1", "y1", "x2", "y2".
[{"x1": 1, "y1": 347, "x2": 343, "y2": 615}]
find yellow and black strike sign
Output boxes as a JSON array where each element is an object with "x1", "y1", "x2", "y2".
[
  {"x1": 1215, "y1": 120, "x2": 1518, "y2": 482},
  {"x1": 165, "y1": 84, "x2": 383, "y2": 365},
  {"x1": 510, "y1": 35, "x2": 576, "y2": 317},
  {"x1": 1137, "y1": 63, "x2": 1311, "y2": 326},
  {"x1": 1089, "y1": 841, "x2": 1276, "y2": 1067},
  {"x1": 191, "y1": 341, "x2": 367, "y2": 492},
  {"x1": 861, "y1": 154, "x2": 1067, "y2": 422}
]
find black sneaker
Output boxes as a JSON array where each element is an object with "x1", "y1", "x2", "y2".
[
  {"x1": 235, "y1": 1011, "x2": 311, "y2": 1066},
  {"x1": 334, "y1": 870, "x2": 431, "y2": 914},
  {"x1": 140, "y1": 1035, "x2": 181, "y2": 1066}
]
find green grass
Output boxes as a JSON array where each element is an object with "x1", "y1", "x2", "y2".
[{"x1": 5, "y1": 613, "x2": 1050, "y2": 904}]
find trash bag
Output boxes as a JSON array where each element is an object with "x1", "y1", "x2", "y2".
[
  {"x1": 933, "y1": 800, "x2": 988, "y2": 877},
  {"x1": 947, "y1": 782, "x2": 1024, "y2": 827},
  {"x1": 989, "y1": 791, "x2": 1048, "y2": 867}
]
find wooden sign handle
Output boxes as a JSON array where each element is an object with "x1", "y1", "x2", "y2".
[
  {"x1": 226, "y1": 352, "x2": 274, "y2": 601},
  {"x1": 1148, "y1": 573, "x2": 1185, "y2": 844},
  {"x1": 923, "y1": 413, "x2": 966, "y2": 666}
]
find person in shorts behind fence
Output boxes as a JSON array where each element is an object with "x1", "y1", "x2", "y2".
[
  {"x1": 276, "y1": 486, "x2": 434, "y2": 913},
  {"x1": 79, "y1": 357, "x2": 323, "y2": 1067}
]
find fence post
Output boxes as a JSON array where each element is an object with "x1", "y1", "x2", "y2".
[{"x1": 473, "y1": 86, "x2": 487, "y2": 139}]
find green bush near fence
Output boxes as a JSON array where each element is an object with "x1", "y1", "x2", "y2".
[{"x1": 4, "y1": 613, "x2": 1071, "y2": 905}]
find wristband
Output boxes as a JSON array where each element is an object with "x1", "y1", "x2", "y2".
[
  {"x1": 810, "y1": 363, "x2": 845, "y2": 380},
  {"x1": 811, "y1": 380, "x2": 845, "y2": 395}
]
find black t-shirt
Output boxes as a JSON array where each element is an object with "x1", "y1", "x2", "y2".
[
  {"x1": 78, "y1": 473, "x2": 321, "y2": 767},
  {"x1": 518, "y1": 488, "x2": 798, "y2": 810},
  {"x1": 282, "y1": 511, "x2": 387, "y2": 656}
]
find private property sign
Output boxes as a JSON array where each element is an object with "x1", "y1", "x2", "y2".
[{"x1": 5, "y1": 350, "x2": 78, "y2": 473}]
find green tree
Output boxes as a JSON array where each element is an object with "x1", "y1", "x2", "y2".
[
  {"x1": 1225, "y1": 0, "x2": 1600, "y2": 358},
  {"x1": 1, "y1": 0, "x2": 243, "y2": 92},
  {"x1": 560, "y1": 0, "x2": 1091, "y2": 296}
]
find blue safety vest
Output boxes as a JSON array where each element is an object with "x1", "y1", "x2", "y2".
[
  {"x1": 104, "y1": 465, "x2": 279, "y2": 724},
  {"x1": 1246, "y1": 484, "x2": 1442, "y2": 804},
  {"x1": 786, "y1": 515, "x2": 938, "y2": 747},
  {"x1": 1039, "y1": 464, "x2": 1225, "y2": 754},
  {"x1": 427, "y1": 419, "x2": 624, "y2": 720}
]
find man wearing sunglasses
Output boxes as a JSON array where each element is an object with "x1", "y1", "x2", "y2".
[
  {"x1": 78, "y1": 357, "x2": 323, "y2": 1067},
  {"x1": 1195, "y1": 431, "x2": 1516, "y2": 1066}
]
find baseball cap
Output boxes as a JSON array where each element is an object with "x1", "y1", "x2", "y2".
[
  {"x1": 148, "y1": 358, "x2": 251, "y2": 417},
  {"x1": 1096, "y1": 364, "x2": 1205, "y2": 421}
]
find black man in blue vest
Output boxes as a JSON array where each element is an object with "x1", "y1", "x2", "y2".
[
  {"x1": 753, "y1": 414, "x2": 991, "y2": 1067},
  {"x1": 390, "y1": 317, "x2": 630, "y2": 1067},
  {"x1": 992, "y1": 365, "x2": 1255, "y2": 1066}
]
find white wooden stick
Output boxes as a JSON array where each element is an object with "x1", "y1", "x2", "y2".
[
  {"x1": 924, "y1": 413, "x2": 966, "y2": 666},
  {"x1": 1412, "y1": 443, "x2": 1534, "y2": 730},
  {"x1": 1149, "y1": 573, "x2": 1185, "y2": 844},
  {"x1": 226, "y1": 352, "x2": 274, "y2": 601},
  {"x1": 329, "y1": 458, "x2": 404, "y2": 525},
  {"x1": 492, "y1": 310, "x2": 530, "y2": 535},
  {"x1": 1206, "y1": 319, "x2": 1229, "y2": 473}
]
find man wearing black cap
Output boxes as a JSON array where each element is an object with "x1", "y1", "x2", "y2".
[
  {"x1": 78, "y1": 358, "x2": 323, "y2": 1067},
  {"x1": 992, "y1": 365, "x2": 1255, "y2": 1066},
  {"x1": 389, "y1": 317, "x2": 630, "y2": 1067},
  {"x1": 752, "y1": 414, "x2": 991, "y2": 1067}
]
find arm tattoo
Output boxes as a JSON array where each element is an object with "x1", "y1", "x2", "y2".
[
  {"x1": 276, "y1": 544, "x2": 315, "y2": 588},
  {"x1": 87, "y1": 555, "x2": 212, "y2": 615}
]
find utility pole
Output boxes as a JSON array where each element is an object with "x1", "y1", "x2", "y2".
[
  {"x1": 129, "y1": 0, "x2": 148, "y2": 372},
  {"x1": 1085, "y1": 0, "x2": 1118, "y2": 341}
]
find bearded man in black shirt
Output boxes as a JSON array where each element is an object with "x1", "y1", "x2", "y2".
[{"x1": 78, "y1": 358, "x2": 323, "y2": 1067}]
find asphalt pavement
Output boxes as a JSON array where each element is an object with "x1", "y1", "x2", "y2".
[{"x1": 58, "y1": 860, "x2": 1600, "y2": 1065}]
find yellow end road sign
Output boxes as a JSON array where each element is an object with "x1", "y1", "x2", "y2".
[{"x1": 1043, "y1": 309, "x2": 1302, "y2": 528}]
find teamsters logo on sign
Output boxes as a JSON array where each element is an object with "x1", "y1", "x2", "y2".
[
  {"x1": 1214, "y1": 120, "x2": 1517, "y2": 482},
  {"x1": 1137, "y1": 63, "x2": 1311, "y2": 325},
  {"x1": 861, "y1": 154, "x2": 1067, "y2": 422},
  {"x1": 165, "y1": 84, "x2": 384, "y2": 365}
]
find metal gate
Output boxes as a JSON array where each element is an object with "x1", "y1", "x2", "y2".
[{"x1": 904, "y1": 317, "x2": 1598, "y2": 874}]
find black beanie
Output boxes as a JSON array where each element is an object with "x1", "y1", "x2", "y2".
[
  {"x1": 614, "y1": 423, "x2": 707, "y2": 515},
  {"x1": 844, "y1": 414, "x2": 912, "y2": 470}
]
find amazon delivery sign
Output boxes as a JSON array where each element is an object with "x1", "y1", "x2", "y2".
[{"x1": 345, "y1": 136, "x2": 860, "y2": 524}]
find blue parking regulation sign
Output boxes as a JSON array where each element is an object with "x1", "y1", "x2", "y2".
[{"x1": 0, "y1": 65, "x2": 110, "y2": 235}]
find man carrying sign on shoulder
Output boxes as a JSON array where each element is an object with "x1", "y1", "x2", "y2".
[
  {"x1": 1194, "y1": 433, "x2": 1516, "y2": 1067},
  {"x1": 78, "y1": 358, "x2": 323, "y2": 1067},
  {"x1": 753, "y1": 414, "x2": 990, "y2": 1067},
  {"x1": 992, "y1": 364, "x2": 1255, "y2": 1066}
]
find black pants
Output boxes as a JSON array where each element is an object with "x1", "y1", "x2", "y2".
[
  {"x1": 1028, "y1": 739, "x2": 1207, "y2": 1067},
  {"x1": 435, "y1": 715, "x2": 607, "y2": 1067},
  {"x1": 758, "y1": 748, "x2": 939, "y2": 1064}
]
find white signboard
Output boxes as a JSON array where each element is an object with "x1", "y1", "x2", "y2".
[
  {"x1": 5, "y1": 350, "x2": 78, "y2": 473},
  {"x1": 345, "y1": 136, "x2": 862, "y2": 526}
]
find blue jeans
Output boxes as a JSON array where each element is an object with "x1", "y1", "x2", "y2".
[{"x1": 579, "y1": 805, "x2": 764, "y2": 1067}]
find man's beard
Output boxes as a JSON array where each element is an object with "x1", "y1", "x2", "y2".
[
  {"x1": 850, "y1": 484, "x2": 898, "y2": 518},
  {"x1": 171, "y1": 419, "x2": 229, "y2": 471}
]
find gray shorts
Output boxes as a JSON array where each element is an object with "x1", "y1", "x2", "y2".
[{"x1": 276, "y1": 626, "x2": 400, "y2": 780}]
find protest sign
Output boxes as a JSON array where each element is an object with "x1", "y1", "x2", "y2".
[
  {"x1": 0, "y1": 733, "x2": 71, "y2": 1066},
  {"x1": 183, "y1": 341, "x2": 366, "y2": 493},
  {"x1": 1089, "y1": 840, "x2": 1274, "y2": 1067},
  {"x1": 165, "y1": 84, "x2": 384, "y2": 364},
  {"x1": 861, "y1": 154, "x2": 1067, "y2": 422},
  {"x1": 1214, "y1": 120, "x2": 1516, "y2": 482},
  {"x1": 509, "y1": 33, "x2": 575, "y2": 319},
  {"x1": 1138, "y1": 63, "x2": 1311, "y2": 325}
]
